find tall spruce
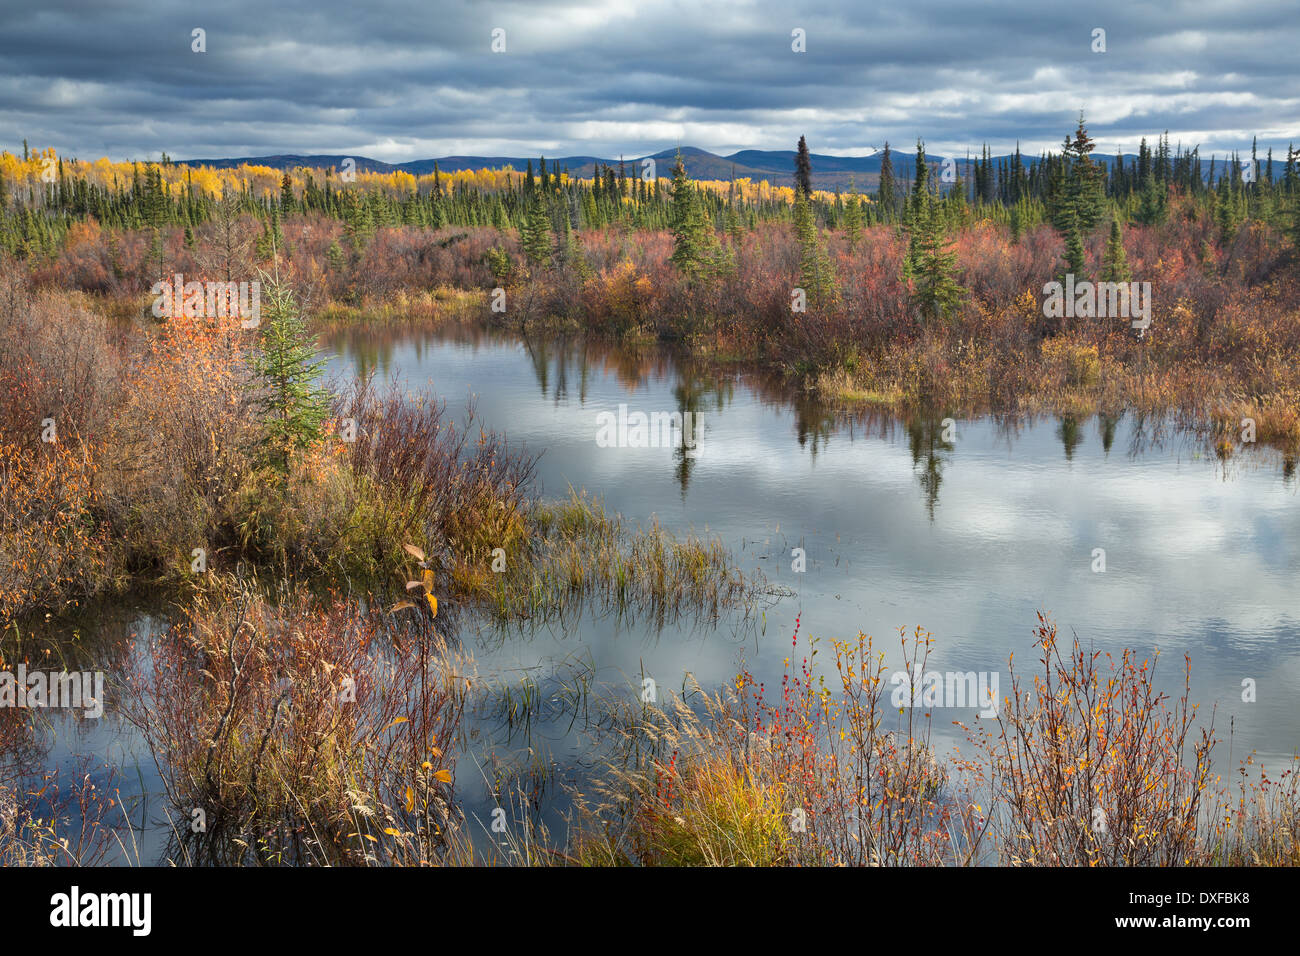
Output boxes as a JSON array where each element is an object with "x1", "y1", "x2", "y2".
[
  {"x1": 795, "y1": 135, "x2": 813, "y2": 198},
  {"x1": 877, "y1": 142, "x2": 896, "y2": 220},
  {"x1": 668, "y1": 152, "x2": 711, "y2": 277},
  {"x1": 843, "y1": 177, "x2": 863, "y2": 252}
]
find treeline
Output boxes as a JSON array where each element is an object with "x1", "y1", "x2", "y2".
[{"x1": 5, "y1": 114, "x2": 1300, "y2": 262}]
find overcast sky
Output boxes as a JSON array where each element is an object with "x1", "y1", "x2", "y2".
[{"x1": 2, "y1": 0, "x2": 1297, "y2": 164}]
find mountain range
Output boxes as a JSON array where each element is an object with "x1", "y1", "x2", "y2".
[{"x1": 175, "y1": 145, "x2": 1280, "y2": 191}]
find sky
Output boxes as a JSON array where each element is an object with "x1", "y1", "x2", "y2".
[{"x1": 2, "y1": 0, "x2": 1298, "y2": 164}]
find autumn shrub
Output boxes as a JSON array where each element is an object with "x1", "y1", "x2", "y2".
[
  {"x1": 126, "y1": 574, "x2": 467, "y2": 865},
  {"x1": 334, "y1": 378, "x2": 536, "y2": 587},
  {"x1": 571, "y1": 620, "x2": 973, "y2": 867},
  {"x1": 963, "y1": 612, "x2": 1215, "y2": 866},
  {"x1": 0, "y1": 441, "x2": 111, "y2": 624},
  {"x1": 1042, "y1": 338, "x2": 1102, "y2": 389}
]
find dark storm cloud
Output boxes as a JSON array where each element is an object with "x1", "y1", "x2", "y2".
[{"x1": 1, "y1": 0, "x2": 1296, "y2": 163}]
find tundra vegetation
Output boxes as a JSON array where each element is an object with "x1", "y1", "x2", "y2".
[{"x1": 1, "y1": 118, "x2": 1298, "y2": 864}]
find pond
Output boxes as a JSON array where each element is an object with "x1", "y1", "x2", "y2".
[{"x1": 27, "y1": 320, "x2": 1300, "y2": 862}]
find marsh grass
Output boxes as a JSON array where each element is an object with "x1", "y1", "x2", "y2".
[
  {"x1": 472, "y1": 489, "x2": 781, "y2": 628},
  {"x1": 314, "y1": 286, "x2": 484, "y2": 328}
]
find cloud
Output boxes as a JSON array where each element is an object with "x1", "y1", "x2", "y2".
[{"x1": 1, "y1": 0, "x2": 1296, "y2": 162}]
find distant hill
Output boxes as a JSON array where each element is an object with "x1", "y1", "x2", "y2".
[
  {"x1": 176, "y1": 147, "x2": 1282, "y2": 192},
  {"x1": 177, "y1": 147, "x2": 888, "y2": 189}
]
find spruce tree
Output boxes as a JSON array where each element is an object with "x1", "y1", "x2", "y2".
[
  {"x1": 1100, "y1": 217, "x2": 1131, "y2": 283},
  {"x1": 668, "y1": 152, "x2": 710, "y2": 277},
  {"x1": 909, "y1": 190, "x2": 965, "y2": 323},
  {"x1": 877, "y1": 142, "x2": 896, "y2": 221},
  {"x1": 794, "y1": 190, "x2": 838, "y2": 309},
  {"x1": 249, "y1": 274, "x2": 330, "y2": 478},
  {"x1": 843, "y1": 177, "x2": 863, "y2": 252},
  {"x1": 904, "y1": 140, "x2": 931, "y2": 278},
  {"x1": 795, "y1": 135, "x2": 813, "y2": 198},
  {"x1": 1060, "y1": 212, "x2": 1088, "y2": 281},
  {"x1": 280, "y1": 172, "x2": 295, "y2": 213},
  {"x1": 520, "y1": 194, "x2": 553, "y2": 265}
]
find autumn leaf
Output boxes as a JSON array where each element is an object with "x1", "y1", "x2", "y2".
[
  {"x1": 433, "y1": 769, "x2": 452, "y2": 784},
  {"x1": 402, "y1": 543, "x2": 426, "y2": 562},
  {"x1": 405, "y1": 785, "x2": 415, "y2": 812}
]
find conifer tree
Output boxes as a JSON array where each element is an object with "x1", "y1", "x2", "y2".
[
  {"x1": 909, "y1": 190, "x2": 965, "y2": 324},
  {"x1": 794, "y1": 190, "x2": 838, "y2": 309},
  {"x1": 1060, "y1": 213, "x2": 1088, "y2": 280},
  {"x1": 1100, "y1": 217, "x2": 1131, "y2": 283},
  {"x1": 249, "y1": 273, "x2": 330, "y2": 478},
  {"x1": 520, "y1": 194, "x2": 553, "y2": 265},
  {"x1": 668, "y1": 152, "x2": 711, "y2": 278},
  {"x1": 877, "y1": 142, "x2": 896, "y2": 220},
  {"x1": 843, "y1": 177, "x2": 863, "y2": 252},
  {"x1": 795, "y1": 135, "x2": 813, "y2": 198}
]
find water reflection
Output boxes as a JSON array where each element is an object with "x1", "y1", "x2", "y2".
[{"x1": 321, "y1": 321, "x2": 1298, "y2": 517}]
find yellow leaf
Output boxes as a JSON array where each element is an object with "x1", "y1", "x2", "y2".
[
  {"x1": 421, "y1": 568, "x2": 435, "y2": 592},
  {"x1": 433, "y1": 769, "x2": 452, "y2": 783},
  {"x1": 382, "y1": 716, "x2": 409, "y2": 732},
  {"x1": 383, "y1": 827, "x2": 401, "y2": 837},
  {"x1": 390, "y1": 601, "x2": 415, "y2": 612},
  {"x1": 405, "y1": 785, "x2": 415, "y2": 812},
  {"x1": 426, "y1": 593, "x2": 437, "y2": 617}
]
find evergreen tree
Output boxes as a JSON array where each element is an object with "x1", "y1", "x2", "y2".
[
  {"x1": 668, "y1": 152, "x2": 711, "y2": 277},
  {"x1": 520, "y1": 194, "x2": 553, "y2": 265},
  {"x1": 877, "y1": 142, "x2": 896, "y2": 220},
  {"x1": 1134, "y1": 169, "x2": 1168, "y2": 226},
  {"x1": 1060, "y1": 212, "x2": 1088, "y2": 281},
  {"x1": 904, "y1": 140, "x2": 931, "y2": 278},
  {"x1": 279, "y1": 172, "x2": 295, "y2": 213},
  {"x1": 910, "y1": 198, "x2": 965, "y2": 323},
  {"x1": 343, "y1": 193, "x2": 374, "y2": 254},
  {"x1": 249, "y1": 274, "x2": 330, "y2": 478},
  {"x1": 1215, "y1": 172, "x2": 1240, "y2": 241},
  {"x1": 794, "y1": 190, "x2": 838, "y2": 309},
  {"x1": 1100, "y1": 217, "x2": 1131, "y2": 282},
  {"x1": 794, "y1": 135, "x2": 813, "y2": 198},
  {"x1": 842, "y1": 177, "x2": 863, "y2": 252}
]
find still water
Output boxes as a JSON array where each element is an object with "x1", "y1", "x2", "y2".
[{"x1": 30, "y1": 321, "x2": 1300, "y2": 861}]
